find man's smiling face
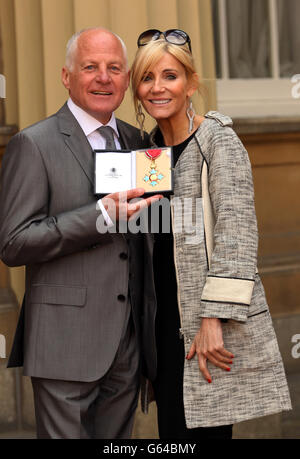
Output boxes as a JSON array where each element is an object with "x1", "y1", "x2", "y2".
[{"x1": 62, "y1": 29, "x2": 130, "y2": 124}]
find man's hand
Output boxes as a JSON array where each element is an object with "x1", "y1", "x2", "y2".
[
  {"x1": 186, "y1": 318, "x2": 234, "y2": 383},
  {"x1": 101, "y1": 188, "x2": 163, "y2": 221}
]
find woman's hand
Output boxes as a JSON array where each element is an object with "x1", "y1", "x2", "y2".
[{"x1": 186, "y1": 318, "x2": 234, "y2": 383}]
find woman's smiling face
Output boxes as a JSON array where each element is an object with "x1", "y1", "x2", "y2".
[{"x1": 136, "y1": 52, "x2": 196, "y2": 123}]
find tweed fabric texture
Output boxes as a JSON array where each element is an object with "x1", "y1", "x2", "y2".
[{"x1": 150, "y1": 111, "x2": 292, "y2": 427}]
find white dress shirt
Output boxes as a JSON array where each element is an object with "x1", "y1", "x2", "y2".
[{"x1": 67, "y1": 98, "x2": 115, "y2": 226}]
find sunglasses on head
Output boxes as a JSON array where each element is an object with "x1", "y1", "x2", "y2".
[{"x1": 137, "y1": 29, "x2": 192, "y2": 52}]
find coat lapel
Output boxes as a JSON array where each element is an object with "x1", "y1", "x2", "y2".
[
  {"x1": 57, "y1": 103, "x2": 95, "y2": 186},
  {"x1": 116, "y1": 119, "x2": 144, "y2": 150},
  {"x1": 117, "y1": 119, "x2": 131, "y2": 150}
]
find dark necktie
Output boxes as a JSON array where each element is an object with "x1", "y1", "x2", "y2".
[{"x1": 98, "y1": 126, "x2": 117, "y2": 149}]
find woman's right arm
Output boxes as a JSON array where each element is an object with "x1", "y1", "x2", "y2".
[
  {"x1": 199, "y1": 126, "x2": 258, "y2": 323},
  {"x1": 187, "y1": 123, "x2": 258, "y2": 382}
]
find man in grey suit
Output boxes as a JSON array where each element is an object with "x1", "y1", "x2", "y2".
[{"x1": 0, "y1": 28, "x2": 159, "y2": 439}]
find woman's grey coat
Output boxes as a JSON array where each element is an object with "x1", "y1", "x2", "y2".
[{"x1": 150, "y1": 111, "x2": 292, "y2": 428}]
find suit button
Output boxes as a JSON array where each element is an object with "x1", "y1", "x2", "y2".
[
  {"x1": 117, "y1": 294, "x2": 126, "y2": 302},
  {"x1": 119, "y1": 252, "x2": 128, "y2": 260}
]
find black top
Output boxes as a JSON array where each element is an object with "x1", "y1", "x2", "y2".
[
  {"x1": 154, "y1": 128, "x2": 196, "y2": 167},
  {"x1": 153, "y1": 128, "x2": 198, "y2": 345}
]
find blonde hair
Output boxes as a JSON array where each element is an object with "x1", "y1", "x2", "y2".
[{"x1": 131, "y1": 39, "x2": 199, "y2": 116}]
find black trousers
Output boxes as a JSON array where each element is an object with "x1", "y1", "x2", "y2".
[
  {"x1": 153, "y1": 232, "x2": 232, "y2": 440},
  {"x1": 152, "y1": 295, "x2": 232, "y2": 440}
]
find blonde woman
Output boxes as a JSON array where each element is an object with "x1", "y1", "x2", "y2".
[{"x1": 131, "y1": 29, "x2": 291, "y2": 439}]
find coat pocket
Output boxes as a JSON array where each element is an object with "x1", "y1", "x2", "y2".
[
  {"x1": 30, "y1": 284, "x2": 87, "y2": 307},
  {"x1": 221, "y1": 311, "x2": 281, "y2": 372},
  {"x1": 187, "y1": 311, "x2": 282, "y2": 382}
]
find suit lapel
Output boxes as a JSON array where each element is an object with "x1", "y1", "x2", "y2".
[
  {"x1": 57, "y1": 107, "x2": 143, "y2": 186},
  {"x1": 57, "y1": 103, "x2": 95, "y2": 186},
  {"x1": 117, "y1": 119, "x2": 136, "y2": 150}
]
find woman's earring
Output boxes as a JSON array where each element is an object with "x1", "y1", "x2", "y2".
[
  {"x1": 186, "y1": 100, "x2": 195, "y2": 133},
  {"x1": 136, "y1": 102, "x2": 146, "y2": 139}
]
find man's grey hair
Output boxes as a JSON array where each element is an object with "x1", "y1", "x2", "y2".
[{"x1": 65, "y1": 27, "x2": 128, "y2": 71}]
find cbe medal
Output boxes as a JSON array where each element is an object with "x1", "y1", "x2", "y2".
[{"x1": 143, "y1": 149, "x2": 164, "y2": 187}]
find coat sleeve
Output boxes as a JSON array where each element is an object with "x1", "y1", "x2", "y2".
[
  {"x1": 0, "y1": 132, "x2": 112, "y2": 267},
  {"x1": 199, "y1": 123, "x2": 258, "y2": 323}
]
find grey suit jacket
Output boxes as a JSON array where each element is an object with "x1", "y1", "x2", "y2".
[{"x1": 0, "y1": 103, "x2": 157, "y2": 382}]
